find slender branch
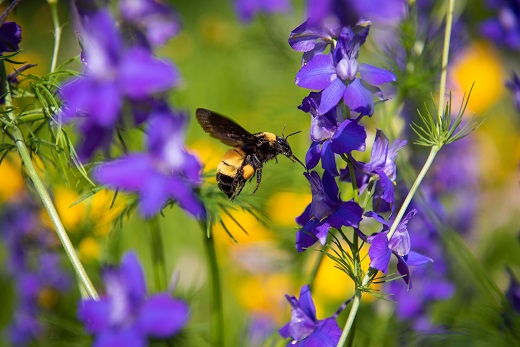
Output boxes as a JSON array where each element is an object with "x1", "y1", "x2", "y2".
[
  {"x1": 148, "y1": 216, "x2": 166, "y2": 291},
  {"x1": 437, "y1": 0, "x2": 455, "y2": 124},
  {"x1": 0, "y1": 61, "x2": 99, "y2": 300},
  {"x1": 200, "y1": 221, "x2": 224, "y2": 347},
  {"x1": 0, "y1": 0, "x2": 23, "y2": 26},
  {"x1": 49, "y1": 0, "x2": 62, "y2": 73}
]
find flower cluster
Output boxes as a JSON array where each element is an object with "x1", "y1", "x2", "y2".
[
  {"x1": 0, "y1": 198, "x2": 71, "y2": 346},
  {"x1": 78, "y1": 252, "x2": 189, "y2": 346}
]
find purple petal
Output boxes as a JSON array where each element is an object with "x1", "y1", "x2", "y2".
[
  {"x1": 137, "y1": 294, "x2": 189, "y2": 337},
  {"x1": 365, "y1": 129, "x2": 389, "y2": 171},
  {"x1": 94, "y1": 154, "x2": 155, "y2": 191},
  {"x1": 396, "y1": 255, "x2": 411, "y2": 289},
  {"x1": 406, "y1": 251, "x2": 433, "y2": 266},
  {"x1": 139, "y1": 173, "x2": 172, "y2": 217},
  {"x1": 0, "y1": 22, "x2": 21, "y2": 53},
  {"x1": 296, "y1": 203, "x2": 311, "y2": 226},
  {"x1": 289, "y1": 20, "x2": 325, "y2": 52},
  {"x1": 165, "y1": 177, "x2": 206, "y2": 219},
  {"x1": 94, "y1": 328, "x2": 146, "y2": 347},
  {"x1": 374, "y1": 169, "x2": 394, "y2": 205},
  {"x1": 298, "y1": 285, "x2": 317, "y2": 322},
  {"x1": 120, "y1": 252, "x2": 147, "y2": 302},
  {"x1": 306, "y1": 141, "x2": 321, "y2": 170},
  {"x1": 318, "y1": 78, "x2": 346, "y2": 115},
  {"x1": 299, "y1": 317, "x2": 341, "y2": 346},
  {"x1": 342, "y1": 78, "x2": 374, "y2": 116},
  {"x1": 330, "y1": 120, "x2": 367, "y2": 154},
  {"x1": 326, "y1": 201, "x2": 363, "y2": 229},
  {"x1": 368, "y1": 233, "x2": 391, "y2": 273},
  {"x1": 119, "y1": 47, "x2": 179, "y2": 99},
  {"x1": 295, "y1": 54, "x2": 336, "y2": 90},
  {"x1": 315, "y1": 222, "x2": 331, "y2": 245},
  {"x1": 78, "y1": 300, "x2": 111, "y2": 333},
  {"x1": 359, "y1": 63, "x2": 396, "y2": 85},
  {"x1": 321, "y1": 139, "x2": 338, "y2": 176},
  {"x1": 296, "y1": 219, "x2": 321, "y2": 252}
]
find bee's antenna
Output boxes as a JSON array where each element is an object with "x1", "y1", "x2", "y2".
[
  {"x1": 282, "y1": 124, "x2": 287, "y2": 138},
  {"x1": 285, "y1": 130, "x2": 302, "y2": 140}
]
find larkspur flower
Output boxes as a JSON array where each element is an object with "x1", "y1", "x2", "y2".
[
  {"x1": 342, "y1": 129, "x2": 406, "y2": 213},
  {"x1": 235, "y1": 0, "x2": 291, "y2": 23},
  {"x1": 506, "y1": 71, "x2": 520, "y2": 112},
  {"x1": 295, "y1": 23, "x2": 396, "y2": 116},
  {"x1": 480, "y1": 0, "x2": 520, "y2": 50},
  {"x1": 279, "y1": 285, "x2": 341, "y2": 346},
  {"x1": 0, "y1": 21, "x2": 21, "y2": 53},
  {"x1": 299, "y1": 92, "x2": 367, "y2": 176},
  {"x1": 296, "y1": 171, "x2": 363, "y2": 252},
  {"x1": 60, "y1": 10, "x2": 180, "y2": 159},
  {"x1": 119, "y1": 0, "x2": 181, "y2": 48},
  {"x1": 79, "y1": 252, "x2": 189, "y2": 347},
  {"x1": 94, "y1": 107, "x2": 205, "y2": 219},
  {"x1": 358, "y1": 210, "x2": 432, "y2": 288},
  {"x1": 288, "y1": 19, "x2": 341, "y2": 63}
]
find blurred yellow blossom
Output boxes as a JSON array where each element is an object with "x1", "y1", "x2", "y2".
[
  {"x1": 79, "y1": 236, "x2": 101, "y2": 262},
  {"x1": 268, "y1": 191, "x2": 311, "y2": 227},
  {"x1": 0, "y1": 158, "x2": 24, "y2": 202}
]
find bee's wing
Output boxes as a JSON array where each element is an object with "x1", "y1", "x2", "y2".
[{"x1": 196, "y1": 108, "x2": 255, "y2": 147}]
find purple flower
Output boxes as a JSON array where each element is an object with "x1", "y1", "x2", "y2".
[
  {"x1": 235, "y1": 0, "x2": 291, "y2": 23},
  {"x1": 342, "y1": 129, "x2": 406, "y2": 212},
  {"x1": 119, "y1": 0, "x2": 181, "y2": 47},
  {"x1": 300, "y1": 93, "x2": 367, "y2": 176},
  {"x1": 296, "y1": 171, "x2": 363, "y2": 252},
  {"x1": 78, "y1": 252, "x2": 190, "y2": 347},
  {"x1": 506, "y1": 267, "x2": 520, "y2": 313},
  {"x1": 288, "y1": 19, "x2": 341, "y2": 63},
  {"x1": 93, "y1": 107, "x2": 205, "y2": 219},
  {"x1": 60, "y1": 10, "x2": 180, "y2": 159},
  {"x1": 247, "y1": 314, "x2": 276, "y2": 347},
  {"x1": 359, "y1": 210, "x2": 433, "y2": 288},
  {"x1": 279, "y1": 285, "x2": 341, "y2": 346},
  {"x1": 0, "y1": 22, "x2": 21, "y2": 53},
  {"x1": 295, "y1": 24, "x2": 396, "y2": 116},
  {"x1": 506, "y1": 71, "x2": 520, "y2": 112},
  {"x1": 480, "y1": 0, "x2": 520, "y2": 50}
]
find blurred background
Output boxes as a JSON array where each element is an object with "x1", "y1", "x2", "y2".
[{"x1": 0, "y1": 0, "x2": 519, "y2": 346}]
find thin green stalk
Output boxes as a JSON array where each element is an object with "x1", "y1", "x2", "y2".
[
  {"x1": 148, "y1": 217, "x2": 166, "y2": 291},
  {"x1": 308, "y1": 245, "x2": 326, "y2": 292},
  {"x1": 200, "y1": 222, "x2": 224, "y2": 347},
  {"x1": 1, "y1": 61, "x2": 98, "y2": 300},
  {"x1": 48, "y1": 0, "x2": 62, "y2": 73},
  {"x1": 437, "y1": 0, "x2": 455, "y2": 124}
]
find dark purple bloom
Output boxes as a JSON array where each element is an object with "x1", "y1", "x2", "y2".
[
  {"x1": 60, "y1": 10, "x2": 180, "y2": 159},
  {"x1": 359, "y1": 210, "x2": 432, "y2": 288},
  {"x1": 94, "y1": 107, "x2": 205, "y2": 219},
  {"x1": 295, "y1": 24, "x2": 396, "y2": 116},
  {"x1": 0, "y1": 22, "x2": 21, "y2": 53},
  {"x1": 79, "y1": 252, "x2": 189, "y2": 347},
  {"x1": 279, "y1": 285, "x2": 341, "y2": 346},
  {"x1": 506, "y1": 71, "x2": 520, "y2": 111},
  {"x1": 506, "y1": 267, "x2": 520, "y2": 313},
  {"x1": 235, "y1": 0, "x2": 291, "y2": 22},
  {"x1": 342, "y1": 129, "x2": 406, "y2": 212},
  {"x1": 480, "y1": 0, "x2": 520, "y2": 50},
  {"x1": 296, "y1": 171, "x2": 363, "y2": 252},
  {"x1": 299, "y1": 92, "x2": 367, "y2": 176},
  {"x1": 119, "y1": 0, "x2": 181, "y2": 47},
  {"x1": 289, "y1": 19, "x2": 341, "y2": 62}
]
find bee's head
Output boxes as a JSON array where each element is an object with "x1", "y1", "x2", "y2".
[{"x1": 278, "y1": 129, "x2": 306, "y2": 169}]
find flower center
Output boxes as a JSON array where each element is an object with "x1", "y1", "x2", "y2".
[{"x1": 336, "y1": 57, "x2": 358, "y2": 81}]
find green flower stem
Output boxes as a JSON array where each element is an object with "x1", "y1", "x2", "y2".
[
  {"x1": 308, "y1": 245, "x2": 326, "y2": 292},
  {"x1": 49, "y1": 0, "x2": 62, "y2": 73},
  {"x1": 148, "y1": 217, "x2": 167, "y2": 291},
  {"x1": 387, "y1": 145, "x2": 439, "y2": 241},
  {"x1": 200, "y1": 222, "x2": 224, "y2": 347},
  {"x1": 437, "y1": 0, "x2": 455, "y2": 124},
  {"x1": 337, "y1": 268, "x2": 376, "y2": 347},
  {"x1": 1, "y1": 61, "x2": 99, "y2": 300}
]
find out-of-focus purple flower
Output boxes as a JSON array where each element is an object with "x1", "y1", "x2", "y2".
[
  {"x1": 0, "y1": 199, "x2": 72, "y2": 346},
  {"x1": 0, "y1": 22, "x2": 21, "y2": 53},
  {"x1": 279, "y1": 285, "x2": 341, "y2": 346},
  {"x1": 480, "y1": 0, "x2": 520, "y2": 50},
  {"x1": 342, "y1": 130, "x2": 406, "y2": 212},
  {"x1": 247, "y1": 313, "x2": 276, "y2": 347},
  {"x1": 78, "y1": 252, "x2": 190, "y2": 347},
  {"x1": 235, "y1": 0, "x2": 291, "y2": 23},
  {"x1": 358, "y1": 210, "x2": 432, "y2": 288},
  {"x1": 119, "y1": 0, "x2": 181, "y2": 47},
  {"x1": 506, "y1": 71, "x2": 520, "y2": 111},
  {"x1": 306, "y1": 0, "x2": 406, "y2": 27},
  {"x1": 295, "y1": 24, "x2": 396, "y2": 116},
  {"x1": 60, "y1": 10, "x2": 180, "y2": 159},
  {"x1": 506, "y1": 267, "x2": 520, "y2": 313},
  {"x1": 300, "y1": 92, "x2": 367, "y2": 176},
  {"x1": 296, "y1": 171, "x2": 363, "y2": 252},
  {"x1": 94, "y1": 107, "x2": 205, "y2": 219}
]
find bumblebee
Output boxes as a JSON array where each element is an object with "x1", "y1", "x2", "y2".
[{"x1": 196, "y1": 108, "x2": 305, "y2": 200}]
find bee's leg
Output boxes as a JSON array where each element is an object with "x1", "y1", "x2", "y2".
[
  {"x1": 252, "y1": 168, "x2": 263, "y2": 195},
  {"x1": 231, "y1": 177, "x2": 246, "y2": 201}
]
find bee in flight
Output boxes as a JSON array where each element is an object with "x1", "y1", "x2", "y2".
[{"x1": 196, "y1": 108, "x2": 306, "y2": 200}]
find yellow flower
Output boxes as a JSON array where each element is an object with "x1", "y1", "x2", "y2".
[
  {"x1": 79, "y1": 236, "x2": 101, "y2": 262},
  {"x1": 0, "y1": 158, "x2": 24, "y2": 202},
  {"x1": 268, "y1": 192, "x2": 312, "y2": 227}
]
